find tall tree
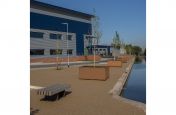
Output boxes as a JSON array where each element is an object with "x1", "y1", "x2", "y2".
[
  {"x1": 92, "y1": 9, "x2": 102, "y2": 45},
  {"x1": 112, "y1": 31, "x2": 121, "y2": 49}
]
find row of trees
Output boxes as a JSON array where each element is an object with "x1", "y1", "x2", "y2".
[
  {"x1": 125, "y1": 44, "x2": 145, "y2": 56},
  {"x1": 90, "y1": 9, "x2": 146, "y2": 57},
  {"x1": 111, "y1": 31, "x2": 145, "y2": 56}
]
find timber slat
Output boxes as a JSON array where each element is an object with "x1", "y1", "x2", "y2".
[{"x1": 37, "y1": 84, "x2": 71, "y2": 96}]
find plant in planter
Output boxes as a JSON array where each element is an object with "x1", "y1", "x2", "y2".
[{"x1": 79, "y1": 13, "x2": 109, "y2": 81}]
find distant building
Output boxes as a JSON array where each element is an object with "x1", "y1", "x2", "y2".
[
  {"x1": 112, "y1": 47, "x2": 126, "y2": 57},
  {"x1": 30, "y1": 0, "x2": 94, "y2": 57},
  {"x1": 87, "y1": 45, "x2": 113, "y2": 56},
  {"x1": 86, "y1": 44, "x2": 126, "y2": 57},
  {"x1": 120, "y1": 47, "x2": 126, "y2": 55}
]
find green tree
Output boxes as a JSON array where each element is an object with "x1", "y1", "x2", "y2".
[
  {"x1": 112, "y1": 31, "x2": 121, "y2": 49},
  {"x1": 132, "y1": 46, "x2": 142, "y2": 56},
  {"x1": 125, "y1": 44, "x2": 142, "y2": 56},
  {"x1": 92, "y1": 9, "x2": 102, "y2": 44},
  {"x1": 125, "y1": 44, "x2": 133, "y2": 54}
]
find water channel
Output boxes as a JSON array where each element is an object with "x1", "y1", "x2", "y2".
[{"x1": 121, "y1": 60, "x2": 146, "y2": 103}]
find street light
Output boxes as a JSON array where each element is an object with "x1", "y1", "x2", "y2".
[
  {"x1": 56, "y1": 34, "x2": 59, "y2": 70},
  {"x1": 62, "y1": 23, "x2": 69, "y2": 68}
]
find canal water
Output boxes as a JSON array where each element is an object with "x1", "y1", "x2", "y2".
[{"x1": 121, "y1": 60, "x2": 146, "y2": 103}]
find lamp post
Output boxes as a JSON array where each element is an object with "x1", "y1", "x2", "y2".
[
  {"x1": 113, "y1": 44, "x2": 115, "y2": 61},
  {"x1": 62, "y1": 23, "x2": 69, "y2": 68},
  {"x1": 56, "y1": 35, "x2": 59, "y2": 70},
  {"x1": 92, "y1": 37, "x2": 97, "y2": 67}
]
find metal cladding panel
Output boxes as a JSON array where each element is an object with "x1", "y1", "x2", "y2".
[
  {"x1": 30, "y1": 0, "x2": 94, "y2": 19},
  {"x1": 30, "y1": 12, "x2": 92, "y2": 55}
]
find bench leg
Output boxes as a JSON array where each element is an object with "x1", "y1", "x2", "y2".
[
  {"x1": 57, "y1": 93, "x2": 60, "y2": 100},
  {"x1": 63, "y1": 91, "x2": 66, "y2": 97},
  {"x1": 57, "y1": 91, "x2": 66, "y2": 100},
  {"x1": 44, "y1": 94, "x2": 58, "y2": 101}
]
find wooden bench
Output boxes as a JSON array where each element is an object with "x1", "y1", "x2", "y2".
[{"x1": 37, "y1": 84, "x2": 71, "y2": 101}]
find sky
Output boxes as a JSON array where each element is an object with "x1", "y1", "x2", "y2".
[{"x1": 37, "y1": 0, "x2": 146, "y2": 49}]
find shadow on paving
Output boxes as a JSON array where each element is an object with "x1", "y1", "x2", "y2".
[{"x1": 30, "y1": 108, "x2": 40, "y2": 115}]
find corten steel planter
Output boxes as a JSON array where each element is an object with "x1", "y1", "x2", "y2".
[
  {"x1": 117, "y1": 58, "x2": 127, "y2": 63},
  {"x1": 85, "y1": 55, "x2": 101, "y2": 61},
  {"x1": 117, "y1": 56, "x2": 129, "y2": 63},
  {"x1": 107, "y1": 61, "x2": 122, "y2": 67},
  {"x1": 79, "y1": 66, "x2": 109, "y2": 81},
  {"x1": 30, "y1": 55, "x2": 102, "y2": 63}
]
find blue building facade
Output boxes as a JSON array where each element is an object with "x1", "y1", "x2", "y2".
[{"x1": 30, "y1": 0, "x2": 93, "y2": 56}]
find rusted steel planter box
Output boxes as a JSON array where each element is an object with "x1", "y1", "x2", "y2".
[
  {"x1": 118, "y1": 55, "x2": 131, "y2": 62},
  {"x1": 117, "y1": 56, "x2": 129, "y2": 63},
  {"x1": 30, "y1": 55, "x2": 102, "y2": 63},
  {"x1": 85, "y1": 55, "x2": 101, "y2": 61},
  {"x1": 79, "y1": 66, "x2": 109, "y2": 81},
  {"x1": 107, "y1": 61, "x2": 122, "y2": 67},
  {"x1": 117, "y1": 58, "x2": 127, "y2": 63}
]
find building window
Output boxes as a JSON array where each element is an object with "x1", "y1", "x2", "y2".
[
  {"x1": 50, "y1": 49, "x2": 62, "y2": 55},
  {"x1": 67, "y1": 49, "x2": 73, "y2": 55},
  {"x1": 30, "y1": 49, "x2": 44, "y2": 55},
  {"x1": 30, "y1": 32, "x2": 44, "y2": 38},
  {"x1": 50, "y1": 33, "x2": 62, "y2": 40},
  {"x1": 67, "y1": 35, "x2": 72, "y2": 40}
]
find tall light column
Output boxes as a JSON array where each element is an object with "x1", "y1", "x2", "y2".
[
  {"x1": 62, "y1": 23, "x2": 69, "y2": 68},
  {"x1": 56, "y1": 35, "x2": 59, "y2": 70}
]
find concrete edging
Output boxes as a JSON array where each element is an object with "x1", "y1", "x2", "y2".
[
  {"x1": 109, "y1": 57, "x2": 134, "y2": 95},
  {"x1": 109, "y1": 57, "x2": 146, "y2": 112}
]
